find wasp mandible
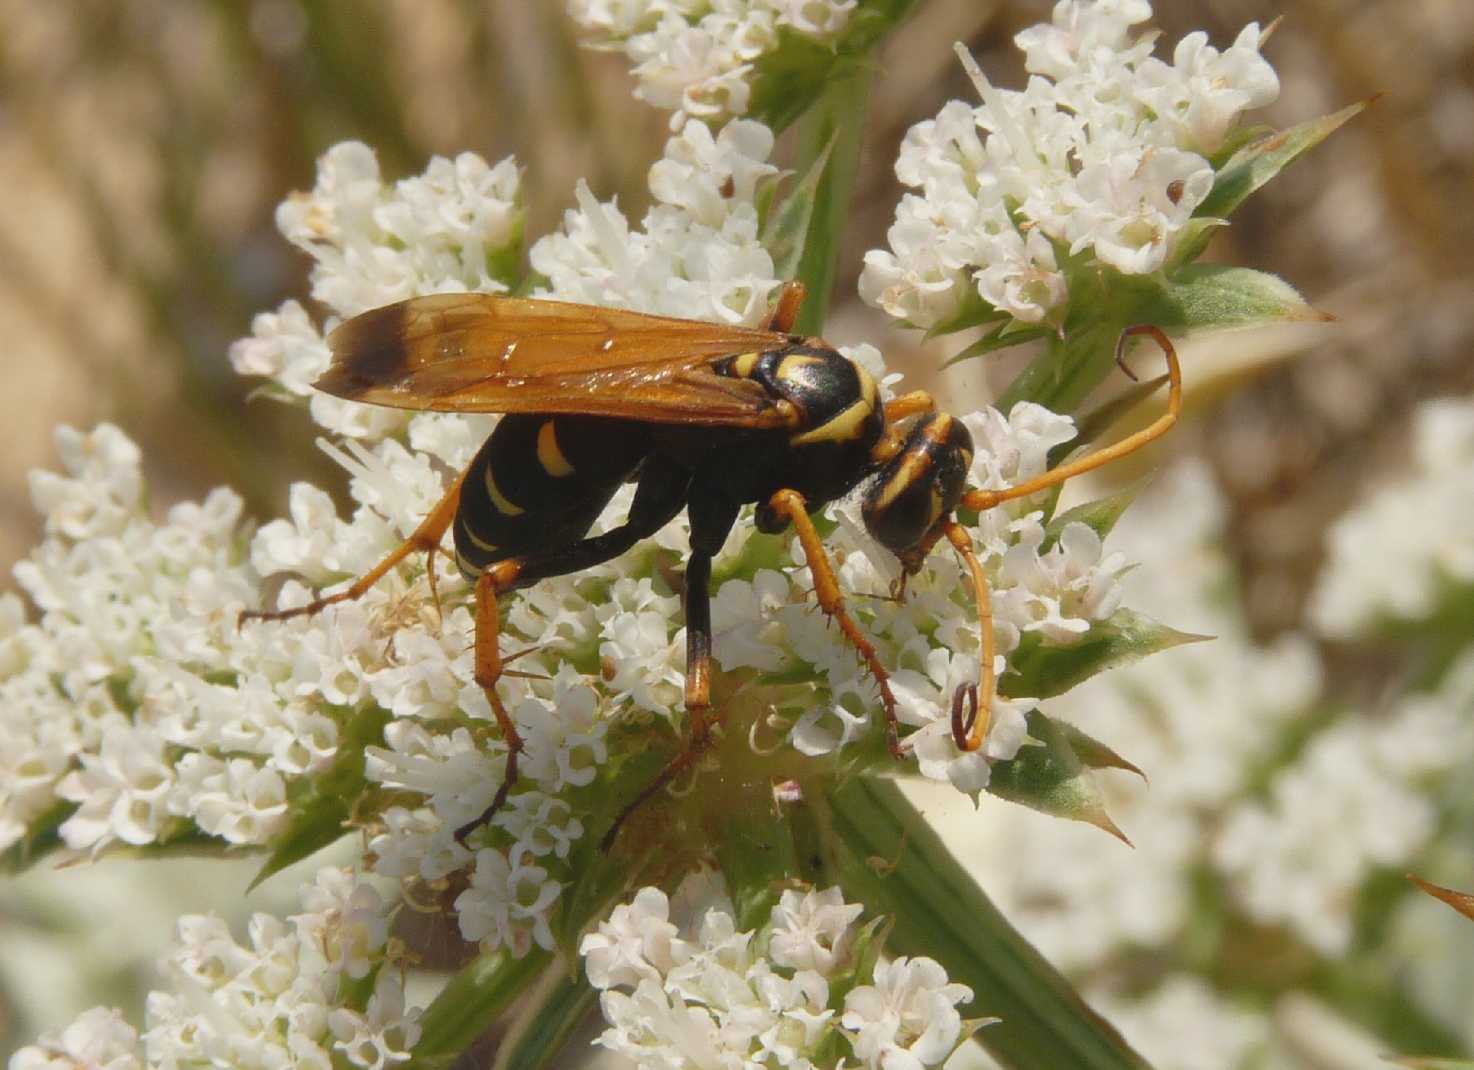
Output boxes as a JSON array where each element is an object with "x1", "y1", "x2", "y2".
[{"x1": 245, "y1": 282, "x2": 1179, "y2": 846}]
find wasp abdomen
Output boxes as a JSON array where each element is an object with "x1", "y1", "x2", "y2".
[{"x1": 453, "y1": 414, "x2": 653, "y2": 579}]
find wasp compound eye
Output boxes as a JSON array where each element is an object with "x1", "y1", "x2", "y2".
[{"x1": 862, "y1": 413, "x2": 974, "y2": 559}]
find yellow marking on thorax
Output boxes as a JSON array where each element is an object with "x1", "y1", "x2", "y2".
[
  {"x1": 730, "y1": 351, "x2": 761, "y2": 378},
  {"x1": 856, "y1": 363, "x2": 878, "y2": 408},
  {"x1": 484, "y1": 467, "x2": 525, "y2": 516},
  {"x1": 790, "y1": 396, "x2": 875, "y2": 446},
  {"x1": 774, "y1": 353, "x2": 824, "y2": 382},
  {"x1": 537, "y1": 420, "x2": 575, "y2": 477},
  {"x1": 788, "y1": 363, "x2": 881, "y2": 447}
]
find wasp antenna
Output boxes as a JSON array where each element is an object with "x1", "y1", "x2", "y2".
[
  {"x1": 943, "y1": 521, "x2": 994, "y2": 752},
  {"x1": 963, "y1": 324, "x2": 1180, "y2": 512}
]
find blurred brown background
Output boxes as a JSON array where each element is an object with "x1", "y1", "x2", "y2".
[{"x1": 0, "y1": 0, "x2": 1469, "y2": 650}]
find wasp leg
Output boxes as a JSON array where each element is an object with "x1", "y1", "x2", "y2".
[
  {"x1": 941, "y1": 521, "x2": 995, "y2": 752},
  {"x1": 766, "y1": 488, "x2": 903, "y2": 757},
  {"x1": 459, "y1": 567, "x2": 521, "y2": 843},
  {"x1": 242, "y1": 468, "x2": 468, "y2": 625},
  {"x1": 883, "y1": 391, "x2": 937, "y2": 422},
  {"x1": 963, "y1": 325, "x2": 1181, "y2": 512},
  {"x1": 765, "y1": 280, "x2": 807, "y2": 334},
  {"x1": 600, "y1": 546, "x2": 718, "y2": 851},
  {"x1": 453, "y1": 462, "x2": 692, "y2": 844},
  {"x1": 872, "y1": 392, "x2": 941, "y2": 467}
]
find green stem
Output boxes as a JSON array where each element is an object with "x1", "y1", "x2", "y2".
[
  {"x1": 792, "y1": 60, "x2": 872, "y2": 336},
  {"x1": 490, "y1": 964, "x2": 600, "y2": 1070},
  {"x1": 817, "y1": 776, "x2": 1153, "y2": 1070},
  {"x1": 714, "y1": 797, "x2": 805, "y2": 931},
  {"x1": 409, "y1": 947, "x2": 552, "y2": 1068}
]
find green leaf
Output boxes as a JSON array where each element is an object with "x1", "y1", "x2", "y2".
[
  {"x1": 747, "y1": 31, "x2": 844, "y2": 134},
  {"x1": 997, "y1": 300, "x2": 1130, "y2": 417},
  {"x1": 1001, "y1": 608, "x2": 1209, "y2": 700},
  {"x1": 1040, "y1": 482, "x2": 1144, "y2": 552},
  {"x1": 923, "y1": 295, "x2": 1008, "y2": 340},
  {"x1": 747, "y1": 1, "x2": 923, "y2": 133},
  {"x1": 762, "y1": 136, "x2": 836, "y2": 285},
  {"x1": 1392, "y1": 1060, "x2": 1474, "y2": 1070},
  {"x1": 1197, "y1": 100, "x2": 1371, "y2": 221},
  {"x1": 1163, "y1": 216, "x2": 1228, "y2": 271},
  {"x1": 1056, "y1": 721, "x2": 1146, "y2": 781},
  {"x1": 1133, "y1": 264, "x2": 1331, "y2": 334},
  {"x1": 408, "y1": 947, "x2": 552, "y2": 1069},
  {"x1": 942, "y1": 320, "x2": 1052, "y2": 366},
  {"x1": 817, "y1": 776, "x2": 1154, "y2": 1069},
  {"x1": 249, "y1": 703, "x2": 391, "y2": 890},
  {"x1": 490, "y1": 966, "x2": 598, "y2": 1070},
  {"x1": 987, "y1": 711, "x2": 1128, "y2": 840}
]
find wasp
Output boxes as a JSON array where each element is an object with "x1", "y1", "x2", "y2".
[{"x1": 245, "y1": 282, "x2": 1179, "y2": 846}]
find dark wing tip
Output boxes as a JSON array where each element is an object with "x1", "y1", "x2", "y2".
[{"x1": 318, "y1": 302, "x2": 412, "y2": 398}]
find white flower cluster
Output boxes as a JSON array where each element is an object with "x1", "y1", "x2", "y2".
[
  {"x1": 568, "y1": 0, "x2": 856, "y2": 127},
  {"x1": 860, "y1": 0, "x2": 1279, "y2": 328},
  {"x1": 580, "y1": 877, "x2": 975, "y2": 1070},
  {"x1": 1309, "y1": 396, "x2": 1474, "y2": 637},
  {"x1": 531, "y1": 120, "x2": 782, "y2": 324},
  {"x1": 230, "y1": 142, "x2": 522, "y2": 438},
  {"x1": 1214, "y1": 670, "x2": 1474, "y2": 954},
  {"x1": 939, "y1": 460, "x2": 1474, "y2": 1064},
  {"x1": 10, "y1": 868, "x2": 420, "y2": 1070},
  {"x1": 5, "y1": 113, "x2": 1145, "y2": 986},
  {"x1": 0, "y1": 424, "x2": 291, "y2": 857}
]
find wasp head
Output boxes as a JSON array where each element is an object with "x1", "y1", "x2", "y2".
[{"x1": 861, "y1": 412, "x2": 974, "y2": 572}]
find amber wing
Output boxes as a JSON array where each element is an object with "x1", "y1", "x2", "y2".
[{"x1": 318, "y1": 293, "x2": 797, "y2": 427}]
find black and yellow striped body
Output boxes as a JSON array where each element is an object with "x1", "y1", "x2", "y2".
[
  {"x1": 453, "y1": 414, "x2": 653, "y2": 580},
  {"x1": 271, "y1": 285, "x2": 1174, "y2": 847},
  {"x1": 453, "y1": 342, "x2": 891, "y2": 579},
  {"x1": 709, "y1": 344, "x2": 886, "y2": 528}
]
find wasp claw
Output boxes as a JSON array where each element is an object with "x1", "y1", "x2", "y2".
[{"x1": 950, "y1": 682, "x2": 980, "y2": 751}]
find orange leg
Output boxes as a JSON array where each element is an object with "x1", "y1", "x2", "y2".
[
  {"x1": 883, "y1": 390, "x2": 937, "y2": 423},
  {"x1": 454, "y1": 561, "x2": 528, "y2": 843},
  {"x1": 766, "y1": 488, "x2": 903, "y2": 757},
  {"x1": 873, "y1": 392, "x2": 940, "y2": 466},
  {"x1": 765, "y1": 280, "x2": 807, "y2": 334},
  {"x1": 963, "y1": 325, "x2": 1180, "y2": 512},
  {"x1": 241, "y1": 468, "x2": 467, "y2": 624}
]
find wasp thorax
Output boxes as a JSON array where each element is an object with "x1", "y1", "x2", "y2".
[{"x1": 862, "y1": 413, "x2": 974, "y2": 564}]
